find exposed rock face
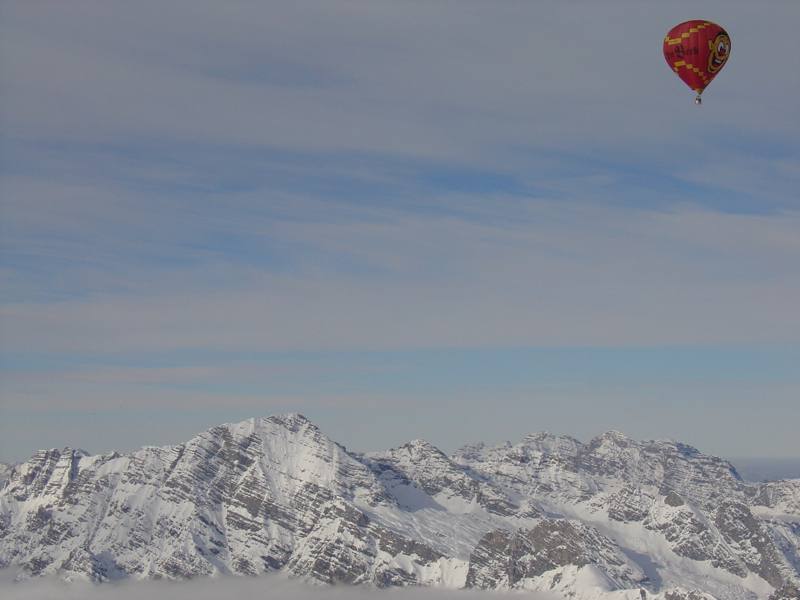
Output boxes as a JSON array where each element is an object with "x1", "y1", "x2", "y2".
[
  {"x1": 607, "y1": 485, "x2": 653, "y2": 522},
  {"x1": 755, "y1": 480, "x2": 800, "y2": 516},
  {"x1": 1, "y1": 414, "x2": 799, "y2": 600},
  {"x1": 365, "y1": 439, "x2": 520, "y2": 516},
  {"x1": 664, "y1": 590, "x2": 717, "y2": 600},
  {"x1": 713, "y1": 501, "x2": 787, "y2": 588},
  {"x1": 643, "y1": 497, "x2": 746, "y2": 577},
  {"x1": 465, "y1": 520, "x2": 639, "y2": 590},
  {"x1": 770, "y1": 583, "x2": 800, "y2": 600},
  {"x1": 0, "y1": 463, "x2": 11, "y2": 486}
]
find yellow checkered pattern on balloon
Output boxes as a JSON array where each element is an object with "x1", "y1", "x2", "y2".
[{"x1": 664, "y1": 22, "x2": 712, "y2": 46}]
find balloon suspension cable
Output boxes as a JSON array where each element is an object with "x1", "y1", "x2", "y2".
[{"x1": 694, "y1": 94, "x2": 702, "y2": 106}]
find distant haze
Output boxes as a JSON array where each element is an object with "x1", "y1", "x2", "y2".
[{"x1": 729, "y1": 458, "x2": 800, "y2": 482}]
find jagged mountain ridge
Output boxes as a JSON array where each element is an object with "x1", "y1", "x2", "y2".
[
  {"x1": 1, "y1": 414, "x2": 798, "y2": 600},
  {"x1": 0, "y1": 463, "x2": 11, "y2": 486}
]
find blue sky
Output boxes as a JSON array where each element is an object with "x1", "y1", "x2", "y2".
[{"x1": 1, "y1": 1, "x2": 799, "y2": 461}]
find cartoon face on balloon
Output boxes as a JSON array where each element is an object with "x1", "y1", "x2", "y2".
[
  {"x1": 664, "y1": 20, "x2": 731, "y2": 102},
  {"x1": 708, "y1": 33, "x2": 731, "y2": 73}
]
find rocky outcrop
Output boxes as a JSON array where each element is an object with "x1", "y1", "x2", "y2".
[
  {"x1": 755, "y1": 480, "x2": 800, "y2": 516},
  {"x1": 365, "y1": 439, "x2": 519, "y2": 516},
  {"x1": 770, "y1": 583, "x2": 800, "y2": 600},
  {"x1": 664, "y1": 590, "x2": 717, "y2": 600},
  {"x1": 0, "y1": 462, "x2": 12, "y2": 486},
  {"x1": 714, "y1": 501, "x2": 786, "y2": 588},
  {"x1": 464, "y1": 520, "x2": 641, "y2": 590}
]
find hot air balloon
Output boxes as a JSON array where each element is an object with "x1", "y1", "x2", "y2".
[{"x1": 663, "y1": 20, "x2": 731, "y2": 104}]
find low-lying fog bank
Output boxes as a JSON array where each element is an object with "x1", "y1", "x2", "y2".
[{"x1": 0, "y1": 571, "x2": 554, "y2": 600}]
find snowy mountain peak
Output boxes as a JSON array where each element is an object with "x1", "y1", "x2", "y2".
[
  {"x1": 39, "y1": 446, "x2": 89, "y2": 458},
  {"x1": 451, "y1": 441, "x2": 486, "y2": 462},
  {"x1": 395, "y1": 439, "x2": 448, "y2": 459},
  {"x1": 589, "y1": 430, "x2": 633, "y2": 448},
  {"x1": 203, "y1": 414, "x2": 326, "y2": 448},
  {"x1": 518, "y1": 431, "x2": 584, "y2": 456},
  {"x1": 600, "y1": 429, "x2": 628, "y2": 439},
  {"x1": 209, "y1": 413, "x2": 319, "y2": 437},
  {"x1": 406, "y1": 438, "x2": 438, "y2": 449},
  {"x1": 522, "y1": 430, "x2": 578, "y2": 442},
  {"x1": 265, "y1": 412, "x2": 317, "y2": 429}
]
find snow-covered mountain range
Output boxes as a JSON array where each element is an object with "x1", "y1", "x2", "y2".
[{"x1": 1, "y1": 414, "x2": 798, "y2": 600}]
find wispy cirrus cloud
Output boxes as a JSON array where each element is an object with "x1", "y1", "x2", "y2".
[
  {"x1": 2, "y1": 2, "x2": 799, "y2": 167},
  {"x1": 3, "y1": 198, "x2": 800, "y2": 353}
]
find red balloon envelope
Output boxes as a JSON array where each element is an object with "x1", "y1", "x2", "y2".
[{"x1": 663, "y1": 20, "x2": 731, "y2": 103}]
